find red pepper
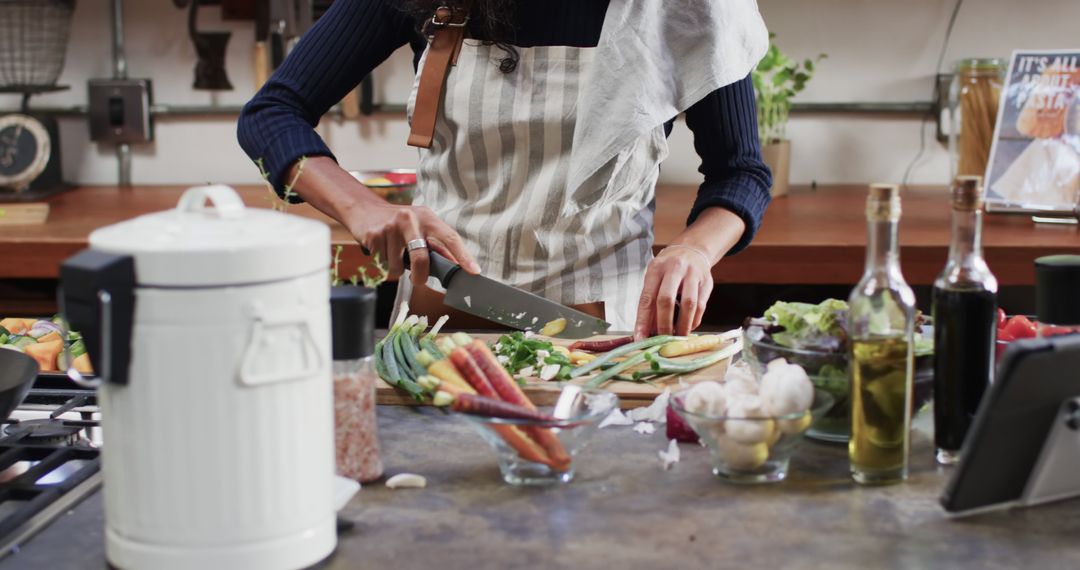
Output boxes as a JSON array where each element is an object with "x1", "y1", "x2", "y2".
[
  {"x1": 996, "y1": 308, "x2": 1008, "y2": 329},
  {"x1": 1002, "y1": 315, "x2": 1038, "y2": 340}
]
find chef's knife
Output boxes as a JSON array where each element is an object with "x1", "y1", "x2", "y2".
[{"x1": 407, "y1": 250, "x2": 610, "y2": 339}]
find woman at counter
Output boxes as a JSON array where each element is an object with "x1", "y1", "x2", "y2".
[{"x1": 238, "y1": 0, "x2": 773, "y2": 337}]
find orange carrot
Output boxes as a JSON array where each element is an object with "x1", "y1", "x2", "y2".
[
  {"x1": 24, "y1": 339, "x2": 63, "y2": 372},
  {"x1": 493, "y1": 425, "x2": 558, "y2": 467},
  {"x1": 465, "y1": 341, "x2": 571, "y2": 471}
]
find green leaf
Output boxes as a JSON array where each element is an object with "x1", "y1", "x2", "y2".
[
  {"x1": 772, "y1": 68, "x2": 792, "y2": 87},
  {"x1": 804, "y1": 59, "x2": 814, "y2": 73}
]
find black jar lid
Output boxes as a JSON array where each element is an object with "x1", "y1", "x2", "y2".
[
  {"x1": 330, "y1": 286, "x2": 377, "y2": 359},
  {"x1": 1035, "y1": 255, "x2": 1080, "y2": 325}
]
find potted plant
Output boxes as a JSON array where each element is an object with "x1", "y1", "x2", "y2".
[{"x1": 752, "y1": 35, "x2": 825, "y2": 197}]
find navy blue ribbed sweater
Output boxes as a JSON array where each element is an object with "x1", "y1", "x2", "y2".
[{"x1": 237, "y1": 0, "x2": 772, "y2": 254}]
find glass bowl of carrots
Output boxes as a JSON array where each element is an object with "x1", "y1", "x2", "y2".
[{"x1": 453, "y1": 387, "x2": 619, "y2": 486}]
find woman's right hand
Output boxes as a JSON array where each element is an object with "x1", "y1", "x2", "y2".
[
  {"x1": 282, "y1": 157, "x2": 480, "y2": 287},
  {"x1": 344, "y1": 201, "x2": 481, "y2": 287}
]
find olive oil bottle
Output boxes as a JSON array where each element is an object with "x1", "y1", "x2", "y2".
[{"x1": 848, "y1": 184, "x2": 916, "y2": 485}]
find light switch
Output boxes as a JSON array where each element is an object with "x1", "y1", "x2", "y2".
[{"x1": 88, "y1": 79, "x2": 154, "y2": 144}]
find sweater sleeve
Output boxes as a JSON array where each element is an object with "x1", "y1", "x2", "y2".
[
  {"x1": 682, "y1": 74, "x2": 773, "y2": 255},
  {"x1": 237, "y1": 0, "x2": 414, "y2": 199}
]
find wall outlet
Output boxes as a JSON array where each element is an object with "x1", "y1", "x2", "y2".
[{"x1": 88, "y1": 79, "x2": 154, "y2": 144}]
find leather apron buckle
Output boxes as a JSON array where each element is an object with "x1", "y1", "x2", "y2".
[{"x1": 408, "y1": 3, "x2": 470, "y2": 149}]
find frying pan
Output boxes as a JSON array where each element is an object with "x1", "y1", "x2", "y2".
[{"x1": 0, "y1": 349, "x2": 39, "y2": 421}]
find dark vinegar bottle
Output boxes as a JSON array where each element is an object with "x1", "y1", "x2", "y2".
[{"x1": 932, "y1": 176, "x2": 998, "y2": 466}]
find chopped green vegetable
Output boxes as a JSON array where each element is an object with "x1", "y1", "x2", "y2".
[{"x1": 491, "y1": 331, "x2": 572, "y2": 380}]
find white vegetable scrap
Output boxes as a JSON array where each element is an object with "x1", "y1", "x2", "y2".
[
  {"x1": 463, "y1": 295, "x2": 472, "y2": 308},
  {"x1": 496, "y1": 355, "x2": 510, "y2": 365},
  {"x1": 759, "y1": 358, "x2": 814, "y2": 417},
  {"x1": 385, "y1": 473, "x2": 427, "y2": 489},
  {"x1": 518, "y1": 366, "x2": 536, "y2": 378},
  {"x1": 658, "y1": 439, "x2": 681, "y2": 470},
  {"x1": 599, "y1": 408, "x2": 634, "y2": 429},
  {"x1": 633, "y1": 422, "x2": 656, "y2": 435},
  {"x1": 683, "y1": 381, "x2": 726, "y2": 416},
  {"x1": 628, "y1": 388, "x2": 671, "y2": 424},
  {"x1": 539, "y1": 364, "x2": 562, "y2": 381}
]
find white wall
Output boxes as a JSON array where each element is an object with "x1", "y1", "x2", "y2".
[{"x1": 2, "y1": 0, "x2": 1076, "y2": 187}]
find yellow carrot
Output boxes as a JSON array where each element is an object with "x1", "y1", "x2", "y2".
[
  {"x1": 569, "y1": 351, "x2": 596, "y2": 365},
  {"x1": 659, "y1": 335, "x2": 722, "y2": 358}
]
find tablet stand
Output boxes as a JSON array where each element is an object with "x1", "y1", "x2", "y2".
[{"x1": 1021, "y1": 396, "x2": 1080, "y2": 507}]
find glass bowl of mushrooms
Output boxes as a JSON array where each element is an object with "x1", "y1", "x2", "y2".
[{"x1": 671, "y1": 359, "x2": 835, "y2": 484}]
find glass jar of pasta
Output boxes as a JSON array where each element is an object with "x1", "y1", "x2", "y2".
[{"x1": 949, "y1": 58, "x2": 1006, "y2": 179}]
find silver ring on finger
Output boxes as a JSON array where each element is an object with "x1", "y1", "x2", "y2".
[{"x1": 406, "y1": 238, "x2": 428, "y2": 252}]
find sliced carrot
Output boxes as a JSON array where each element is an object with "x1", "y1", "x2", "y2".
[
  {"x1": 72, "y1": 353, "x2": 94, "y2": 374},
  {"x1": 0, "y1": 318, "x2": 27, "y2": 335},
  {"x1": 24, "y1": 339, "x2": 63, "y2": 372},
  {"x1": 37, "y1": 331, "x2": 62, "y2": 344}
]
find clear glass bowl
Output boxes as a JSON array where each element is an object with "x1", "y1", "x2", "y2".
[
  {"x1": 457, "y1": 388, "x2": 618, "y2": 486},
  {"x1": 742, "y1": 327, "x2": 934, "y2": 442},
  {"x1": 672, "y1": 388, "x2": 835, "y2": 484}
]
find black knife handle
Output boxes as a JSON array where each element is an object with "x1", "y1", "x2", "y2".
[{"x1": 403, "y1": 248, "x2": 460, "y2": 288}]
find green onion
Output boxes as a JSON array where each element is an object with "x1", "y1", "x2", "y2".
[
  {"x1": 570, "y1": 336, "x2": 682, "y2": 378},
  {"x1": 585, "y1": 347, "x2": 662, "y2": 388}
]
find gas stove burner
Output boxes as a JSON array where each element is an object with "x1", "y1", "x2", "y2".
[{"x1": 4, "y1": 419, "x2": 83, "y2": 446}]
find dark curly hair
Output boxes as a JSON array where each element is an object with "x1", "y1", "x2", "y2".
[{"x1": 400, "y1": 0, "x2": 519, "y2": 72}]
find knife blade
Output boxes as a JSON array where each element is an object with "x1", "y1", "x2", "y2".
[{"x1": 410, "y1": 251, "x2": 611, "y2": 339}]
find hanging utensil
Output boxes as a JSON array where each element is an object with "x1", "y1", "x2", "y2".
[{"x1": 188, "y1": 0, "x2": 234, "y2": 90}]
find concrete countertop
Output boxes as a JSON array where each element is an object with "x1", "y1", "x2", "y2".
[{"x1": 4, "y1": 406, "x2": 1080, "y2": 569}]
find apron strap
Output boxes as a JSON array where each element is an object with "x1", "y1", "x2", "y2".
[{"x1": 408, "y1": 4, "x2": 469, "y2": 149}]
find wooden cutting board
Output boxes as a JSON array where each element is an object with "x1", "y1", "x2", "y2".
[{"x1": 376, "y1": 333, "x2": 736, "y2": 409}]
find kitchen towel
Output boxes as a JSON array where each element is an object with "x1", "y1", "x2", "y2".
[{"x1": 564, "y1": 0, "x2": 769, "y2": 214}]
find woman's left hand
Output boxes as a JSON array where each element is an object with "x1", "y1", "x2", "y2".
[{"x1": 633, "y1": 246, "x2": 715, "y2": 339}]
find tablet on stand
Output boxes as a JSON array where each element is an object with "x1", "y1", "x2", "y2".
[{"x1": 941, "y1": 333, "x2": 1080, "y2": 515}]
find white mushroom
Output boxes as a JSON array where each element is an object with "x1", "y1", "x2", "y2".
[
  {"x1": 759, "y1": 359, "x2": 814, "y2": 417},
  {"x1": 724, "y1": 394, "x2": 775, "y2": 445},
  {"x1": 713, "y1": 436, "x2": 769, "y2": 470},
  {"x1": 683, "y1": 381, "x2": 727, "y2": 417},
  {"x1": 723, "y1": 361, "x2": 760, "y2": 397}
]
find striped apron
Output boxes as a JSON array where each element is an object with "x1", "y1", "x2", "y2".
[{"x1": 400, "y1": 41, "x2": 670, "y2": 331}]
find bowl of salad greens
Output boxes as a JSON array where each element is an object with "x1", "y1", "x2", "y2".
[{"x1": 742, "y1": 299, "x2": 934, "y2": 443}]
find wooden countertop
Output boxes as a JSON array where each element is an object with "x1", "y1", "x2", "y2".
[{"x1": 2, "y1": 184, "x2": 1076, "y2": 285}]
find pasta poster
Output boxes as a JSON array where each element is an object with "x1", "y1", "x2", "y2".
[{"x1": 985, "y1": 50, "x2": 1080, "y2": 214}]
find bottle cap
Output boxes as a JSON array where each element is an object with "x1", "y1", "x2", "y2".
[
  {"x1": 1035, "y1": 255, "x2": 1080, "y2": 325},
  {"x1": 951, "y1": 176, "x2": 984, "y2": 211},
  {"x1": 867, "y1": 183, "x2": 901, "y2": 221},
  {"x1": 331, "y1": 286, "x2": 377, "y2": 360}
]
